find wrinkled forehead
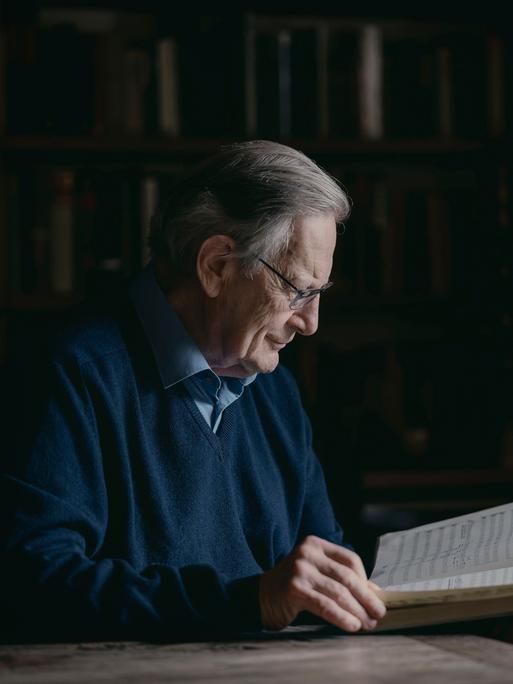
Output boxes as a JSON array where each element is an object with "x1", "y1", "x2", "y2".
[{"x1": 281, "y1": 214, "x2": 337, "y2": 282}]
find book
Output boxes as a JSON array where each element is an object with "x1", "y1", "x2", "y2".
[
  {"x1": 450, "y1": 31, "x2": 487, "y2": 138},
  {"x1": 383, "y1": 35, "x2": 438, "y2": 139},
  {"x1": 37, "y1": 23, "x2": 96, "y2": 135},
  {"x1": 487, "y1": 35, "x2": 506, "y2": 138},
  {"x1": 370, "y1": 501, "x2": 513, "y2": 631},
  {"x1": 4, "y1": 25, "x2": 33, "y2": 134},
  {"x1": 49, "y1": 169, "x2": 75, "y2": 294},
  {"x1": 123, "y1": 46, "x2": 151, "y2": 134},
  {"x1": 179, "y1": 14, "x2": 243, "y2": 138},
  {"x1": 358, "y1": 24, "x2": 383, "y2": 140},
  {"x1": 290, "y1": 28, "x2": 318, "y2": 138},
  {"x1": 426, "y1": 189, "x2": 452, "y2": 297},
  {"x1": 94, "y1": 31, "x2": 124, "y2": 134},
  {"x1": 436, "y1": 40, "x2": 453, "y2": 138},
  {"x1": 402, "y1": 189, "x2": 431, "y2": 296},
  {"x1": 277, "y1": 29, "x2": 291, "y2": 138},
  {"x1": 156, "y1": 38, "x2": 180, "y2": 137},
  {"x1": 328, "y1": 30, "x2": 360, "y2": 138},
  {"x1": 140, "y1": 175, "x2": 159, "y2": 267},
  {"x1": 381, "y1": 185, "x2": 405, "y2": 295},
  {"x1": 254, "y1": 31, "x2": 281, "y2": 138}
]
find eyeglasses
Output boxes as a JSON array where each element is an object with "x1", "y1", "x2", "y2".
[{"x1": 258, "y1": 258, "x2": 334, "y2": 310}]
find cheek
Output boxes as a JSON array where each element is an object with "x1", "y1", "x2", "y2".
[
  {"x1": 255, "y1": 310, "x2": 292, "y2": 345},
  {"x1": 239, "y1": 307, "x2": 286, "y2": 349}
]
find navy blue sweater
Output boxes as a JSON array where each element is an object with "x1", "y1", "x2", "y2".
[{"x1": 1, "y1": 295, "x2": 344, "y2": 642}]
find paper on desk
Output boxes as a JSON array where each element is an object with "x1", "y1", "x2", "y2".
[{"x1": 370, "y1": 501, "x2": 513, "y2": 590}]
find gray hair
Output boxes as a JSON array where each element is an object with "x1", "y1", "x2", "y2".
[{"x1": 148, "y1": 140, "x2": 351, "y2": 277}]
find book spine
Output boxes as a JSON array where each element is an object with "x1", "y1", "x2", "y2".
[
  {"x1": 437, "y1": 44, "x2": 453, "y2": 138},
  {"x1": 290, "y1": 29, "x2": 318, "y2": 137},
  {"x1": 50, "y1": 170, "x2": 75, "y2": 294},
  {"x1": 0, "y1": 28, "x2": 6, "y2": 134},
  {"x1": 245, "y1": 15, "x2": 257, "y2": 137},
  {"x1": 31, "y1": 179, "x2": 51, "y2": 295},
  {"x1": 381, "y1": 345, "x2": 404, "y2": 434},
  {"x1": 5, "y1": 24, "x2": 38, "y2": 134},
  {"x1": 487, "y1": 35, "x2": 505, "y2": 138},
  {"x1": 98, "y1": 33, "x2": 124, "y2": 133},
  {"x1": 75, "y1": 174, "x2": 97, "y2": 295},
  {"x1": 7, "y1": 174, "x2": 21, "y2": 295},
  {"x1": 277, "y1": 29, "x2": 291, "y2": 138},
  {"x1": 427, "y1": 190, "x2": 452, "y2": 296},
  {"x1": 403, "y1": 190, "x2": 431, "y2": 296},
  {"x1": 18, "y1": 172, "x2": 37, "y2": 293},
  {"x1": 382, "y1": 188, "x2": 405, "y2": 295},
  {"x1": 140, "y1": 175, "x2": 159, "y2": 267},
  {"x1": 371, "y1": 178, "x2": 388, "y2": 294},
  {"x1": 317, "y1": 24, "x2": 329, "y2": 137},
  {"x1": 156, "y1": 38, "x2": 180, "y2": 137},
  {"x1": 123, "y1": 47, "x2": 151, "y2": 134},
  {"x1": 358, "y1": 24, "x2": 383, "y2": 140}
]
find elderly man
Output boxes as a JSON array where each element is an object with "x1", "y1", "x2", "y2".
[{"x1": 1, "y1": 140, "x2": 385, "y2": 642}]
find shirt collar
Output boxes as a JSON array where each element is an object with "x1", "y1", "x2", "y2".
[
  {"x1": 129, "y1": 263, "x2": 256, "y2": 390},
  {"x1": 130, "y1": 263, "x2": 211, "y2": 388}
]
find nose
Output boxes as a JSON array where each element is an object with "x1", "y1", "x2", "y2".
[{"x1": 288, "y1": 297, "x2": 320, "y2": 336}]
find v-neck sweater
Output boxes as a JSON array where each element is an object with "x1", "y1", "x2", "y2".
[{"x1": 1, "y1": 293, "x2": 345, "y2": 642}]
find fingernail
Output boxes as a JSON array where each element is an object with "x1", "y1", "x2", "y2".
[{"x1": 364, "y1": 619, "x2": 378, "y2": 630}]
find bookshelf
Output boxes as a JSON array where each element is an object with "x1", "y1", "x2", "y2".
[{"x1": 1, "y1": 4, "x2": 512, "y2": 550}]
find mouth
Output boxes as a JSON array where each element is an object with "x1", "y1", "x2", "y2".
[{"x1": 267, "y1": 336, "x2": 293, "y2": 349}]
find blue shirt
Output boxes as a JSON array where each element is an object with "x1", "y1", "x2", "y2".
[{"x1": 129, "y1": 264, "x2": 256, "y2": 433}]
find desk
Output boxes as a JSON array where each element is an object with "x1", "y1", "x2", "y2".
[{"x1": 2, "y1": 628, "x2": 513, "y2": 683}]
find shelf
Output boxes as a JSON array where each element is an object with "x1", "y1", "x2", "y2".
[
  {"x1": 362, "y1": 468, "x2": 513, "y2": 490},
  {"x1": 0, "y1": 136, "x2": 234, "y2": 156},
  {"x1": 363, "y1": 498, "x2": 510, "y2": 514},
  {"x1": 361, "y1": 469, "x2": 513, "y2": 518},
  {"x1": 0, "y1": 135, "x2": 492, "y2": 157},
  {"x1": 4, "y1": 293, "x2": 79, "y2": 312}
]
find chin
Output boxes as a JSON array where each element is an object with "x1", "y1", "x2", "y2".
[
  {"x1": 251, "y1": 353, "x2": 280, "y2": 375},
  {"x1": 213, "y1": 346, "x2": 281, "y2": 378},
  {"x1": 222, "y1": 354, "x2": 279, "y2": 377}
]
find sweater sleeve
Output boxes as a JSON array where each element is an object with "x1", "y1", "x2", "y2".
[
  {"x1": 291, "y1": 388, "x2": 347, "y2": 549},
  {"x1": 0, "y1": 358, "x2": 261, "y2": 643},
  {"x1": 298, "y1": 434, "x2": 346, "y2": 548}
]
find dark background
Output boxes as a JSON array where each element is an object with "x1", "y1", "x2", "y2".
[{"x1": 1, "y1": 1, "x2": 513, "y2": 569}]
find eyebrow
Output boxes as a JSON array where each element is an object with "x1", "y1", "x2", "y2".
[
  {"x1": 264, "y1": 258, "x2": 329, "y2": 292},
  {"x1": 293, "y1": 272, "x2": 328, "y2": 291}
]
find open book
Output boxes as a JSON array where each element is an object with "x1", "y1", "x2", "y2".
[{"x1": 370, "y1": 501, "x2": 513, "y2": 631}]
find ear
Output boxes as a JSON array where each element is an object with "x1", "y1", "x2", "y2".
[{"x1": 196, "y1": 235, "x2": 237, "y2": 297}]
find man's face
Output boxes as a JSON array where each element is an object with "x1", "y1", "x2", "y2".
[{"x1": 208, "y1": 214, "x2": 337, "y2": 378}]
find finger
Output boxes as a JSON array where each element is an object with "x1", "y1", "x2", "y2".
[
  {"x1": 312, "y1": 571, "x2": 379, "y2": 630},
  {"x1": 316, "y1": 540, "x2": 368, "y2": 582},
  {"x1": 299, "y1": 584, "x2": 363, "y2": 633},
  {"x1": 369, "y1": 581, "x2": 385, "y2": 595},
  {"x1": 320, "y1": 559, "x2": 386, "y2": 620}
]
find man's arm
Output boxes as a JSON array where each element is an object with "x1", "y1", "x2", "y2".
[
  {"x1": 258, "y1": 393, "x2": 386, "y2": 632},
  {"x1": 1, "y1": 358, "x2": 261, "y2": 642}
]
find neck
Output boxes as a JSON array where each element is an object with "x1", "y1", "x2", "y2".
[{"x1": 154, "y1": 259, "x2": 219, "y2": 367}]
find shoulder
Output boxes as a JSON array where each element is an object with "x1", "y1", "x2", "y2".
[
  {"x1": 254, "y1": 363, "x2": 301, "y2": 397},
  {"x1": 250, "y1": 364, "x2": 306, "y2": 419},
  {"x1": 51, "y1": 294, "x2": 138, "y2": 372}
]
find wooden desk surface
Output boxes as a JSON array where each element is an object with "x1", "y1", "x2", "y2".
[{"x1": 2, "y1": 628, "x2": 513, "y2": 683}]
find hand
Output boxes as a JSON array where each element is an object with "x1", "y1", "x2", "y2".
[{"x1": 259, "y1": 535, "x2": 386, "y2": 632}]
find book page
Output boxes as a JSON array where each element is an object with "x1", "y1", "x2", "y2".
[
  {"x1": 384, "y1": 565, "x2": 513, "y2": 592},
  {"x1": 370, "y1": 501, "x2": 513, "y2": 589},
  {"x1": 381, "y1": 582, "x2": 513, "y2": 609}
]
